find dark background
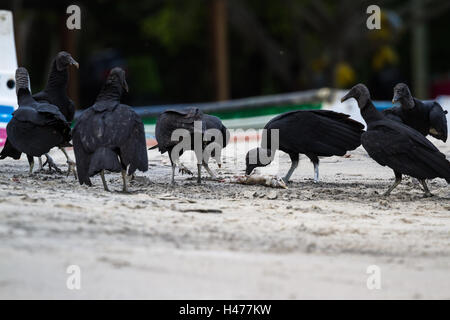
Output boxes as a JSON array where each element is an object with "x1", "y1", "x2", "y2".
[{"x1": 3, "y1": 0, "x2": 450, "y2": 108}]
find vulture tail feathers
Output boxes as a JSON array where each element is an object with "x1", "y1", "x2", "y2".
[
  {"x1": 88, "y1": 147, "x2": 121, "y2": 176},
  {"x1": 0, "y1": 139, "x2": 22, "y2": 160}
]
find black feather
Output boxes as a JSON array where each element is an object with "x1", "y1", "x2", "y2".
[
  {"x1": 33, "y1": 51, "x2": 77, "y2": 124},
  {"x1": 384, "y1": 83, "x2": 448, "y2": 142},
  {"x1": 0, "y1": 68, "x2": 71, "y2": 161},
  {"x1": 264, "y1": 110, "x2": 363, "y2": 158},
  {"x1": 72, "y1": 68, "x2": 148, "y2": 187},
  {"x1": 245, "y1": 109, "x2": 365, "y2": 176},
  {"x1": 349, "y1": 84, "x2": 450, "y2": 186}
]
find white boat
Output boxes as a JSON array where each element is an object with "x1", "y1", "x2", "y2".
[{"x1": 0, "y1": 10, "x2": 18, "y2": 147}]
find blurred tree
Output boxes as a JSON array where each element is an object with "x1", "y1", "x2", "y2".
[
  {"x1": 140, "y1": 1, "x2": 205, "y2": 55},
  {"x1": 5, "y1": 0, "x2": 450, "y2": 106}
]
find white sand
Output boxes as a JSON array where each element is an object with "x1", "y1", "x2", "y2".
[{"x1": 0, "y1": 138, "x2": 449, "y2": 299}]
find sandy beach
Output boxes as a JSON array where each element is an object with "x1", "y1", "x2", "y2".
[{"x1": 0, "y1": 137, "x2": 449, "y2": 299}]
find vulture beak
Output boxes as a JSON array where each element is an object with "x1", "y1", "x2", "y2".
[
  {"x1": 217, "y1": 163, "x2": 222, "y2": 169},
  {"x1": 69, "y1": 57, "x2": 79, "y2": 69},
  {"x1": 392, "y1": 93, "x2": 400, "y2": 104},
  {"x1": 122, "y1": 78, "x2": 129, "y2": 93},
  {"x1": 341, "y1": 91, "x2": 353, "y2": 103},
  {"x1": 119, "y1": 70, "x2": 129, "y2": 92}
]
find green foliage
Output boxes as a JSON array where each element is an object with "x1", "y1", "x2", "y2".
[
  {"x1": 14, "y1": 0, "x2": 449, "y2": 104},
  {"x1": 140, "y1": 1, "x2": 206, "y2": 54},
  {"x1": 127, "y1": 56, "x2": 162, "y2": 95}
]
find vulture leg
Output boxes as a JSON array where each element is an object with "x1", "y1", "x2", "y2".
[
  {"x1": 100, "y1": 170, "x2": 110, "y2": 192},
  {"x1": 121, "y1": 170, "x2": 129, "y2": 193},
  {"x1": 43, "y1": 154, "x2": 62, "y2": 173},
  {"x1": 60, "y1": 147, "x2": 77, "y2": 179},
  {"x1": 419, "y1": 179, "x2": 433, "y2": 198},
  {"x1": 306, "y1": 155, "x2": 319, "y2": 183},
  {"x1": 202, "y1": 161, "x2": 217, "y2": 179},
  {"x1": 171, "y1": 163, "x2": 176, "y2": 185},
  {"x1": 283, "y1": 158, "x2": 299, "y2": 184},
  {"x1": 197, "y1": 163, "x2": 202, "y2": 184},
  {"x1": 27, "y1": 155, "x2": 34, "y2": 175},
  {"x1": 383, "y1": 171, "x2": 402, "y2": 196},
  {"x1": 313, "y1": 162, "x2": 320, "y2": 183},
  {"x1": 168, "y1": 154, "x2": 176, "y2": 185}
]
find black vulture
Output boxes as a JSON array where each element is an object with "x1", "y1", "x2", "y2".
[
  {"x1": 341, "y1": 84, "x2": 450, "y2": 197},
  {"x1": 72, "y1": 68, "x2": 148, "y2": 192},
  {"x1": 33, "y1": 51, "x2": 79, "y2": 175},
  {"x1": 245, "y1": 110, "x2": 364, "y2": 183},
  {"x1": 0, "y1": 68, "x2": 71, "y2": 174},
  {"x1": 150, "y1": 107, "x2": 207, "y2": 184},
  {"x1": 202, "y1": 114, "x2": 230, "y2": 177},
  {"x1": 383, "y1": 83, "x2": 448, "y2": 142}
]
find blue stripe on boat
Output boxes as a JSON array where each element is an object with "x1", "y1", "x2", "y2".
[
  {"x1": 0, "y1": 105, "x2": 14, "y2": 123},
  {"x1": 373, "y1": 101, "x2": 393, "y2": 111}
]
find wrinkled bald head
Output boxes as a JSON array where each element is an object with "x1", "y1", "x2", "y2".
[
  {"x1": 55, "y1": 51, "x2": 79, "y2": 71},
  {"x1": 15, "y1": 67, "x2": 30, "y2": 94},
  {"x1": 107, "y1": 67, "x2": 129, "y2": 92},
  {"x1": 245, "y1": 147, "x2": 273, "y2": 175},
  {"x1": 392, "y1": 83, "x2": 414, "y2": 109}
]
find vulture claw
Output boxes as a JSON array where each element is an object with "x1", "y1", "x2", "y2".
[
  {"x1": 67, "y1": 160, "x2": 78, "y2": 180},
  {"x1": 44, "y1": 155, "x2": 62, "y2": 174}
]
